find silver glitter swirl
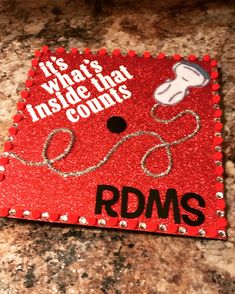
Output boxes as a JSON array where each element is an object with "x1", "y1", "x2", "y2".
[{"x1": 8, "y1": 104, "x2": 200, "y2": 178}]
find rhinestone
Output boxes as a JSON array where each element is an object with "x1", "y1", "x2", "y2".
[
  {"x1": 0, "y1": 166, "x2": 5, "y2": 172},
  {"x1": 198, "y1": 229, "x2": 206, "y2": 236},
  {"x1": 119, "y1": 220, "x2": 127, "y2": 227},
  {"x1": 216, "y1": 177, "x2": 223, "y2": 182},
  {"x1": 178, "y1": 227, "x2": 187, "y2": 234},
  {"x1": 214, "y1": 118, "x2": 220, "y2": 122},
  {"x1": 159, "y1": 224, "x2": 167, "y2": 231},
  {"x1": 13, "y1": 123, "x2": 18, "y2": 127},
  {"x1": 98, "y1": 219, "x2": 106, "y2": 226},
  {"x1": 60, "y1": 214, "x2": 68, "y2": 222},
  {"x1": 9, "y1": 209, "x2": 16, "y2": 216},
  {"x1": 216, "y1": 210, "x2": 225, "y2": 217},
  {"x1": 139, "y1": 222, "x2": 147, "y2": 230},
  {"x1": 215, "y1": 132, "x2": 221, "y2": 137},
  {"x1": 79, "y1": 217, "x2": 87, "y2": 225},
  {"x1": 215, "y1": 146, "x2": 222, "y2": 152},
  {"x1": 218, "y1": 230, "x2": 226, "y2": 237},
  {"x1": 215, "y1": 161, "x2": 222, "y2": 166},
  {"x1": 7, "y1": 137, "x2": 13, "y2": 142},
  {"x1": 216, "y1": 192, "x2": 224, "y2": 199},
  {"x1": 23, "y1": 210, "x2": 30, "y2": 217},
  {"x1": 41, "y1": 212, "x2": 49, "y2": 219},
  {"x1": 3, "y1": 152, "x2": 10, "y2": 157}
]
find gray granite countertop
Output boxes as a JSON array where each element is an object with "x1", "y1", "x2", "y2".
[{"x1": 0, "y1": 0, "x2": 235, "y2": 293}]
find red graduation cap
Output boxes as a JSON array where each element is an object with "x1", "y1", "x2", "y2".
[{"x1": 0, "y1": 47, "x2": 227, "y2": 239}]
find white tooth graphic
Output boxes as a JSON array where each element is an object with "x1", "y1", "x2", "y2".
[{"x1": 154, "y1": 61, "x2": 210, "y2": 105}]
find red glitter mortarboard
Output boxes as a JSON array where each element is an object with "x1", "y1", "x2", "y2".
[{"x1": 0, "y1": 47, "x2": 227, "y2": 239}]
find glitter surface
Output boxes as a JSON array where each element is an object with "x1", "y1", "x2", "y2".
[{"x1": 0, "y1": 49, "x2": 226, "y2": 239}]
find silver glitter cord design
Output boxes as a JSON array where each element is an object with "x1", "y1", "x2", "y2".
[{"x1": 8, "y1": 104, "x2": 200, "y2": 178}]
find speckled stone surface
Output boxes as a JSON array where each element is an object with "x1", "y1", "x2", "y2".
[{"x1": 0, "y1": 0, "x2": 235, "y2": 293}]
